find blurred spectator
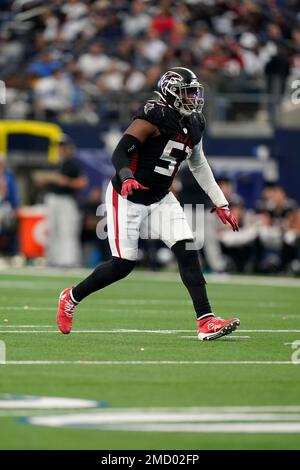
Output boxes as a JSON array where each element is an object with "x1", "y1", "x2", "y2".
[
  {"x1": 265, "y1": 47, "x2": 290, "y2": 103},
  {"x1": 78, "y1": 43, "x2": 112, "y2": 79},
  {"x1": 203, "y1": 177, "x2": 245, "y2": 272},
  {"x1": 218, "y1": 199, "x2": 257, "y2": 272},
  {"x1": 62, "y1": 0, "x2": 88, "y2": 20},
  {"x1": 255, "y1": 184, "x2": 298, "y2": 273},
  {"x1": 0, "y1": 158, "x2": 19, "y2": 257},
  {"x1": 283, "y1": 208, "x2": 300, "y2": 274},
  {"x1": 179, "y1": 170, "x2": 300, "y2": 274},
  {"x1": 124, "y1": 66, "x2": 146, "y2": 93},
  {"x1": 0, "y1": 33, "x2": 24, "y2": 79},
  {"x1": 1, "y1": 0, "x2": 299, "y2": 124},
  {"x1": 151, "y1": 3, "x2": 178, "y2": 39},
  {"x1": 39, "y1": 7, "x2": 59, "y2": 43},
  {"x1": 33, "y1": 68, "x2": 73, "y2": 119},
  {"x1": 97, "y1": 61, "x2": 125, "y2": 92},
  {"x1": 255, "y1": 184, "x2": 297, "y2": 219},
  {"x1": 0, "y1": 159, "x2": 19, "y2": 211},
  {"x1": 239, "y1": 33, "x2": 265, "y2": 77},
  {"x1": 123, "y1": 1, "x2": 151, "y2": 37},
  {"x1": 34, "y1": 135, "x2": 88, "y2": 267},
  {"x1": 28, "y1": 51, "x2": 62, "y2": 78},
  {"x1": 139, "y1": 29, "x2": 168, "y2": 64}
]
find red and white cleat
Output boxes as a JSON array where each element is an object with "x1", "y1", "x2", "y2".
[
  {"x1": 197, "y1": 315, "x2": 240, "y2": 341},
  {"x1": 56, "y1": 287, "x2": 77, "y2": 334}
]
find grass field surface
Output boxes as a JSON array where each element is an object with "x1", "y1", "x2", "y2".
[{"x1": 0, "y1": 269, "x2": 299, "y2": 449}]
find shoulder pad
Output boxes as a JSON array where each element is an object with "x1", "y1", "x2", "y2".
[
  {"x1": 188, "y1": 112, "x2": 206, "y2": 145},
  {"x1": 191, "y1": 112, "x2": 206, "y2": 131},
  {"x1": 134, "y1": 100, "x2": 166, "y2": 128}
]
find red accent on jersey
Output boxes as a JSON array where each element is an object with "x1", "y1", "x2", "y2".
[
  {"x1": 112, "y1": 188, "x2": 121, "y2": 257},
  {"x1": 175, "y1": 133, "x2": 193, "y2": 149},
  {"x1": 129, "y1": 151, "x2": 139, "y2": 175}
]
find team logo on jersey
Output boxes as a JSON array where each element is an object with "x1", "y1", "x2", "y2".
[{"x1": 144, "y1": 102, "x2": 155, "y2": 114}]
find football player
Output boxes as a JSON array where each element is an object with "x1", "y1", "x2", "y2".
[{"x1": 56, "y1": 67, "x2": 240, "y2": 340}]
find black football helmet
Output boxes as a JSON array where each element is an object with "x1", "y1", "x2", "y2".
[{"x1": 157, "y1": 67, "x2": 204, "y2": 116}]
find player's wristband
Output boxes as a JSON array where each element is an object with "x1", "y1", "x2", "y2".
[{"x1": 119, "y1": 168, "x2": 134, "y2": 183}]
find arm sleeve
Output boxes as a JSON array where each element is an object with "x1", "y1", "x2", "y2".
[
  {"x1": 112, "y1": 134, "x2": 141, "y2": 182},
  {"x1": 187, "y1": 139, "x2": 228, "y2": 207}
]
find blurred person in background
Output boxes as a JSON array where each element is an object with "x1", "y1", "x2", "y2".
[
  {"x1": 283, "y1": 208, "x2": 300, "y2": 275},
  {"x1": 0, "y1": 32, "x2": 24, "y2": 79},
  {"x1": 123, "y1": 0, "x2": 151, "y2": 37},
  {"x1": 255, "y1": 183, "x2": 298, "y2": 273},
  {"x1": 137, "y1": 29, "x2": 168, "y2": 66},
  {"x1": 28, "y1": 51, "x2": 63, "y2": 79},
  {"x1": 203, "y1": 177, "x2": 242, "y2": 272},
  {"x1": 218, "y1": 198, "x2": 257, "y2": 273},
  {"x1": 0, "y1": 158, "x2": 20, "y2": 259},
  {"x1": 151, "y1": 2, "x2": 178, "y2": 41},
  {"x1": 33, "y1": 67, "x2": 73, "y2": 120},
  {"x1": 77, "y1": 43, "x2": 112, "y2": 79},
  {"x1": 1, "y1": 0, "x2": 299, "y2": 125},
  {"x1": 265, "y1": 46, "x2": 290, "y2": 120},
  {"x1": 256, "y1": 184, "x2": 298, "y2": 219},
  {"x1": 34, "y1": 135, "x2": 88, "y2": 268}
]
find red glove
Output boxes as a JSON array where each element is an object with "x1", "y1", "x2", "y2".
[
  {"x1": 120, "y1": 178, "x2": 149, "y2": 197},
  {"x1": 211, "y1": 206, "x2": 239, "y2": 232}
]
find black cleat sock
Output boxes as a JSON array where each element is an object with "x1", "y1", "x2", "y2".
[
  {"x1": 171, "y1": 240, "x2": 212, "y2": 319},
  {"x1": 71, "y1": 257, "x2": 136, "y2": 303}
]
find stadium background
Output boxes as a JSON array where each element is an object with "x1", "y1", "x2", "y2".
[
  {"x1": 1, "y1": 0, "x2": 300, "y2": 452},
  {"x1": 1, "y1": 0, "x2": 300, "y2": 273}
]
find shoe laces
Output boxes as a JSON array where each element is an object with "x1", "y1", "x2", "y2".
[{"x1": 64, "y1": 300, "x2": 75, "y2": 318}]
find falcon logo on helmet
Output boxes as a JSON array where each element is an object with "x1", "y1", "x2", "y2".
[{"x1": 157, "y1": 67, "x2": 204, "y2": 116}]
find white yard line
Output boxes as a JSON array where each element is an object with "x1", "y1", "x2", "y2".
[
  {"x1": 0, "y1": 329, "x2": 190, "y2": 334},
  {"x1": 31, "y1": 422, "x2": 300, "y2": 433},
  {"x1": 1, "y1": 268, "x2": 300, "y2": 288},
  {"x1": 180, "y1": 335, "x2": 250, "y2": 340},
  {"x1": 0, "y1": 360, "x2": 297, "y2": 365},
  {"x1": 0, "y1": 306, "x2": 56, "y2": 311},
  {"x1": 0, "y1": 328, "x2": 300, "y2": 334},
  {"x1": 0, "y1": 397, "x2": 100, "y2": 409},
  {"x1": 0, "y1": 281, "x2": 61, "y2": 289},
  {"x1": 1, "y1": 303, "x2": 299, "y2": 311},
  {"x1": 0, "y1": 305, "x2": 193, "y2": 314},
  {"x1": 0, "y1": 325, "x2": 54, "y2": 328},
  {"x1": 239, "y1": 329, "x2": 300, "y2": 333},
  {"x1": 18, "y1": 406, "x2": 300, "y2": 433}
]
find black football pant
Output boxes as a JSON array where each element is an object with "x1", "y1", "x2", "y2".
[{"x1": 72, "y1": 239, "x2": 212, "y2": 319}]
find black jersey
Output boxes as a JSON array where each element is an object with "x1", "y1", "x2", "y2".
[{"x1": 111, "y1": 100, "x2": 206, "y2": 205}]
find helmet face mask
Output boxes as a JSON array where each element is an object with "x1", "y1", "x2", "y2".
[{"x1": 158, "y1": 68, "x2": 204, "y2": 116}]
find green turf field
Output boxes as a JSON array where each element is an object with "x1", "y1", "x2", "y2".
[{"x1": 0, "y1": 269, "x2": 300, "y2": 450}]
